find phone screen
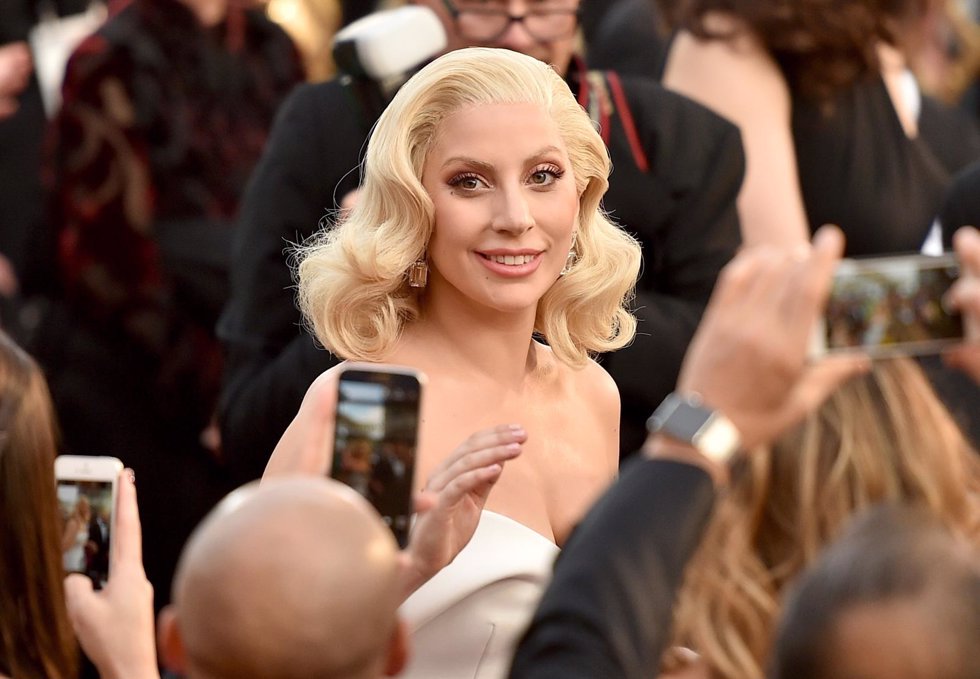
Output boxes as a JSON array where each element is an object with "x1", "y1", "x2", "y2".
[
  {"x1": 57, "y1": 479, "x2": 114, "y2": 588},
  {"x1": 822, "y1": 254, "x2": 962, "y2": 356},
  {"x1": 331, "y1": 367, "x2": 422, "y2": 548}
]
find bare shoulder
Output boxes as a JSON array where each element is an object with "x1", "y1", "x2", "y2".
[
  {"x1": 573, "y1": 358, "x2": 621, "y2": 420},
  {"x1": 663, "y1": 11, "x2": 790, "y2": 119}
]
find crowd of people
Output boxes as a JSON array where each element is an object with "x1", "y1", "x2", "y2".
[{"x1": 1, "y1": 1, "x2": 980, "y2": 678}]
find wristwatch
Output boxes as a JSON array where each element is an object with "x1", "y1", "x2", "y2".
[{"x1": 646, "y1": 393, "x2": 742, "y2": 464}]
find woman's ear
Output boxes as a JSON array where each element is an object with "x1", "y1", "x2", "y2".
[{"x1": 157, "y1": 605, "x2": 188, "y2": 674}]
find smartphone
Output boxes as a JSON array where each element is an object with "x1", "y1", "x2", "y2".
[
  {"x1": 55, "y1": 455, "x2": 123, "y2": 589},
  {"x1": 330, "y1": 364, "x2": 424, "y2": 548},
  {"x1": 813, "y1": 253, "x2": 963, "y2": 358}
]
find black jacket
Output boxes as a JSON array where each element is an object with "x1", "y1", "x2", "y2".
[
  {"x1": 217, "y1": 64, "x2": 744, "y2": 481},
  {"x1": 509, "y1": 458, "x2": 716, "y2": 678}
]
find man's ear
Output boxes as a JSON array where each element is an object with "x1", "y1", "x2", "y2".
[
  {"x1": 157, "y1": 605, "x2": 188, "y2": 674},
  {"x1": 383, "y1": 617, "x2": 410, "y2": 676}
]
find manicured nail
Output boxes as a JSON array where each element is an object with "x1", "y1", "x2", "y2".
[{"x1": 125, "y1": 468, "x2": 135, "y2": 484}]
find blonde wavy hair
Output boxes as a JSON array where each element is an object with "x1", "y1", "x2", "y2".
[
  {"x1": 296, "y1": 47, "x2": 640, "y2": 367},
  {"x1": 669, "y1": 358, "x2": 980, "y2": 679}
]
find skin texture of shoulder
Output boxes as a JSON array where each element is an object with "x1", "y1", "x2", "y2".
[
  {"x1": 663, "y1": 12, "x2": 810, "y2": 247},
  {"x1": 571, "y1": 356, "x2": 621, "y2": 470}
]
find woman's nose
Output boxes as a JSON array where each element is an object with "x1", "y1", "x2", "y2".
[{"x1": 491, "y1": 185, "x2": 534, "y2": 234}]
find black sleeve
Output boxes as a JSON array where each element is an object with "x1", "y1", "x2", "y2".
[
  {"x1": 939, "y1": 160, "x2": 980, "y2": 249},
  {"x1": 509, "y1": 459, "x2": 716, "y2": 679},
  {"x1": 600, "y1": 79, "x2": 745, "y2": 454},
  {"x1": 217, "y1": 81, "x2": 364, "y2": 482}
]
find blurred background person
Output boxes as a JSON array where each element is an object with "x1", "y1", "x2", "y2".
[
  {"x1": 662, "y1": 0, "x2": 980, "y2": 252},
  {"x1": 26, "y1": 0, "x2": 304, "y2": 609},
  {"x1": 0, "y1": 330, "x2": 77, "y2": 679},
  {"x1": 770, "y1": 504, "x2": 980, "y2": 679},
  {"x1": 1, "y1": 0, "x2": 91, "y2": 317},
  {"x1": 663, "y1": 358, "x2": 980, "y2": 679},
  {"x1": 61, "y1": 494, "x2": 92, "y2": 573},
  {"x1": 661, "y1": 0, "x2": 980, "y2": 448}
]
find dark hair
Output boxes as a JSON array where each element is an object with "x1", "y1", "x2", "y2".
[
  {"x1": 668, "y1": 0, "x2": 931, "y2": 102},
  {"x1": 0, "y1": 331, "x2": 77, "y2": 678},
  {"x1": 770, "y1": 504, "x2": 980, "y2": 679}
]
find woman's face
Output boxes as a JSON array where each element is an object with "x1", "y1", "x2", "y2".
[{"x1": 421, "y1": 101, "x2": 580, "y2": 315}]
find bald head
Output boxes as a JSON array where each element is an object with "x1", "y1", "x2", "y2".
[{"x1": 172, "y1": 477, "x2": 403, "y2": 679}]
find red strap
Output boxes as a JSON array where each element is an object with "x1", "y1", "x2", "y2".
[{"x1": 606, "y1": 71, "x2": 650, "y2": 173}]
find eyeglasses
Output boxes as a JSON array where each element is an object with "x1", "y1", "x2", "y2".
[{"x1": 442, "y1": 0, "x2": 580, "y2": 43}]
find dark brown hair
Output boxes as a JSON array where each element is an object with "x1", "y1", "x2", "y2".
[
  {"x1": 0, "y1": 332, "x2": 77, "y2": 678},
  {"x1": 668, "y1": 0, "x2": 932, "y2": 102}
]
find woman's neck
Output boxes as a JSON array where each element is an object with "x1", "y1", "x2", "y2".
[{"x1": 402, "y1": 288, "x2": 540, "y2": 385}]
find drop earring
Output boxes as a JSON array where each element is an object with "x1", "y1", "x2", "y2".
[
  {"x1": 408, "y1": 258, "x2": 429, "y2": 288},
  {"x1": 559, "y1": 233, "x2": 578, "y2": 276}
]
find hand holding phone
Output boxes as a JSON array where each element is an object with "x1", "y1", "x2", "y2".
[
  {"x1": 63, "y1": 466, "x2": 158, "y2": 679},
  {"x1": 330, "y1": 364, "x2": 424, "y2": 547},
  {"x1": 55, "y1": 455, "x2": 123, "y2": 588}
]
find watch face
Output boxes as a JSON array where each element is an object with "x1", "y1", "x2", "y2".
[
  {"x1": 665, "y1": 403, "x2": 715, "y2": 441},
  {"x1": 647, "y1": 395, "x2": 712, "y2": 441},
  {"x1": 648, "y1": 394, "x2": 741, "y2": 463}
]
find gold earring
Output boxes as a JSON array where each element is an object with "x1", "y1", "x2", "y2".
[
  {"x1": 408, "y1": 259, "x2": 428, "y2": 288},
  {"x1": 560, "y1": 234, "x2": 578, "y2": 276}
]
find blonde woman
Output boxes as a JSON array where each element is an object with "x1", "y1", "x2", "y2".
[
  {"x1": 268, "y1": 46, "x2": 641, "y2": 677},
  {"x1": 61, "y1": 495, "x2": 92, "y2": 573},
  {"x1": 664, "y1": 357, "x2": 980, "y2": 679}
]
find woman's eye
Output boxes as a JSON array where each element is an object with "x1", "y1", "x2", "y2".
[
  {"x1": 529, "y1": 165, "x2": 564, "y2": 186},
  {"x1": 448, "y1": 174, "x2": 486, "y2": 191}
]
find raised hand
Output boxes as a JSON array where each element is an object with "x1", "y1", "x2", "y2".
[
  {"x1": 398, "y1": 424, "x2": 526, "y2": 598},
  {"x1": 675, "y1": 225, "x2": 869, "y2": 450}
]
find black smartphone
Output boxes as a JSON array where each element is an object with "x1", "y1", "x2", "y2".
[
  {"x1": 55, "y1": 455, "x2": 123, "y2": 589},
  {"x1": 330, "y1": 364, "x2": 424, "y2": 548},
  {"x1": 813, "y1": 253, "x2": 963, "y2": 358}
]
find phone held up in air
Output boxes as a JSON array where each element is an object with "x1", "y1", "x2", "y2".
[
  {"x1": 330, "y1": 364, "x2": 425, "y2": 548},
  {"x1": 812, "y1": 253, "x2": 963, "y2": 358},
  {"x1": 54, "y1": 455, "x2": 124, "y2": 589}
]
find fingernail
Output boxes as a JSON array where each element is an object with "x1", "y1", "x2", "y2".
[
  {"x1": 125, "y1": 468, "x2": 135, "y2": 484},
  {"x1": 509, "y1": 425, "x2": 526, "y2": 437},
  {"x1": 505, "y1": 442, "x2": 521, "y2": 453}
]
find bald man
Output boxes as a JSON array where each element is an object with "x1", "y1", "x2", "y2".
[{"x1": 157, "y1": 478, "x2": 408, "y2": 679}]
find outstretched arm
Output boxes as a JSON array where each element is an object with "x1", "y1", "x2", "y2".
[{"x1": 663, "y1": 17, "x2": 809, "y2": 247}]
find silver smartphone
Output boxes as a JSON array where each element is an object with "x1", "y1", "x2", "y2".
[
  {"x1": 812, "y1": 253, "x2": 962, "y2": 358},
  {"x1": 55, "y1": 455, "x2": 123, "y2": 589},
  {"x1": 330, "y1": 364, "x2": 425, "y2": 548}
]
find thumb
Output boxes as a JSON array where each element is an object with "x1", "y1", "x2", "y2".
[
  {"x1": 64, "y1": 573, "x2": 97, "y2": 622},
  {"x1": 412, "y1": 490, "x2": 437, "y2": 515}
]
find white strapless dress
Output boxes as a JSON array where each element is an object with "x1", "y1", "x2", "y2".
[{"x1": 399, "y1": 510, "x2": 560, "y2": 679}]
